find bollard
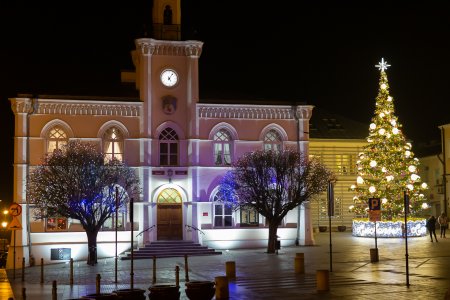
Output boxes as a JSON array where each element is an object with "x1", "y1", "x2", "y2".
[
  {"x1": 215, "y1": 276, "x2": 229, "y2": 300},
  {"x1": 40, "y1": 258, "x2": 44, "y2": 284},
  {"x1": 225, "y1": 261, "x2": 236, "y2": 279},
  {"x1": 96, "y1": 273, "x2": 101, "y2": 294},
  {"x1": 184, "y1": 254, "x2": 190, "y2": 282},
  {"x1": 175, "y1": 266, "x2": 180, "y2": 288},
  {"x1": 22, "y1": 257, "x2": 25, "y2": 281},
  {"x1": 22, "y1": 287, "x2": 26, "y2": 300},
  {"x1": 370, "y1": 248, "x2": 379, "y2": 262},
  {"x1": 316, "y1": 269, "x2": 330, "y2": 292},
  {"x1": 52, "y1": 280, "x2": 57, "y2": 300},
  {"x1": 152, "y1": 256, "x2": 157, "y2": 284},
  {"x1": 70, "y1": 258, "x2": 74, "y2": 285},
  {"x1": 295, "y1": 253, "x2": 305, "y2": 274}
]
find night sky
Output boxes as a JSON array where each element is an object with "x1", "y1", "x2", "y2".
[{"x1": 1, "y1": 1, "x2": 449, "y2": 205}]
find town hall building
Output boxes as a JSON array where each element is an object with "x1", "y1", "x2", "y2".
[{"x1": 8, "y1": 1, "x2": 368, "y2": 267}]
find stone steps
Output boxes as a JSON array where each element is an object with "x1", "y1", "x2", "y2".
[{"x1": 120, "y1": 240, "x2": 222, "y2": 260}]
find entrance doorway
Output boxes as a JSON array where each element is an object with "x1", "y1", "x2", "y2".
[
  {"x1": 156, "y1": 187, "x2": 183, "y2": 240},
  {"x1": 157, "y1": 204, "x2": 182, "y2": 240}
]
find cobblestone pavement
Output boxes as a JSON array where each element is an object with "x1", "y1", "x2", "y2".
[{"x1": 3, "y1": 231, "x2": 450, "y2": 299}]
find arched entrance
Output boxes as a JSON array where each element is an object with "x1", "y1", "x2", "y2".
[{"x1": 157, "y1": 187, "x2": 183, "y2": 240}]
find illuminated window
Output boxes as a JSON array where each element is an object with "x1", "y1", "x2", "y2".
[
  {"x1": 102, "y1": 214, "x2": 125, "y2": 230},
  {"x1": 264, "y1": 129, "x2": 282, "y2": 152},
  {"x1": 46, "y1": 217, "x2": 67, "y2": 231},
  {"x1": 159, "y1": 128, "x2": 179, "y2": 166},
  {"x1": 213, "y1": 129, "x2": 232, "y2": 166},
  {"x1": 336, "y1": 154, "x2": 354, "y2": 175},
  {"x1": 103, "y1": 127, "x2": 123, "y2": 161},
  {"x1": 47, "y1": 126, "x2": 67, "y2": 153},
  {"x1": 240, "y1": 206, "x2": 259, "y2": 227},
  {"x1": 212, "y1": 193, "x2": 233, "y2": 227}
]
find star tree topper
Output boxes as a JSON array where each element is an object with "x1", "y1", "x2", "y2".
[{"x1": 375, "y1": 58, "x2": 391, "y2": 71}]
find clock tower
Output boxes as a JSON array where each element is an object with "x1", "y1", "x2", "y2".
[{"x1": 130, "y1": 0, "x2": 203, "y2": 160}]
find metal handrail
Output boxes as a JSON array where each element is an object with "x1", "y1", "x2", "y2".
[
  {"x1": 136, "y1": 224, "x2": 155, "y2": 237},
  {"x1": 185, "y1": 224, "x2": 205, "y2": 235}
]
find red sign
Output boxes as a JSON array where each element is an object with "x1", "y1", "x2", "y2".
[
  {"x1": 9, "y1": 203, "x2": 22, "y2": 216},
  {"x1": 369, "y1": 210, "x2": 381, "y2": 222},
  {"x1": 175, "y1": 170, "x2": 188, "y2": 175},
  {"x1": 203, "y1": 212, "x2": 208, "y2": 216}
]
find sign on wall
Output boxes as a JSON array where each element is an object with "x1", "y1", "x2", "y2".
[{"x1": 50, "y1": 248, "x2": 71, "y2": 260}]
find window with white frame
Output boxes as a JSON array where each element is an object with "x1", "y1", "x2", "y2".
[
  {"x1": 103, "y1": 127, "x2": 124, "y2": 161},
  {"x1": 263, "y1": 129, "x2": 282, "y2": 152},
  {"x1": 47, "y1": 126, "x2": 68, "y2": 153},
  {"x1": 212, "y1": 193, "x2": 233, "y2": 227},
  {"x1": 102, "y1": 211, "x2": 126, "y2": 230},
  {"x1": 213, "y1": 129, "x2": 232, "y2": 166},
  {"x1": 46, "y1": 217, "x2": 67, "y2": 231},
  {"x1": 159, "y1": 128, "x2": 179, "y2": 166},
  {"x1": 240, "y1": 206, "x2": 259, "y2": 227}
]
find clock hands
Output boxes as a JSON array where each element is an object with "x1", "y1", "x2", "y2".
[{"x1": 161, "y1": 70, "x2": 177, "y2": 87}]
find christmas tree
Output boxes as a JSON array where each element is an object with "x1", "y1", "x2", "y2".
[{"x1": 350, "y1": 58, "x2": 428, "y2": 219}]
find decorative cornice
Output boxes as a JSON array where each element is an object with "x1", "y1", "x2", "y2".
[
  {"x1": 135, "y1": 38, "x2": 203, "y2": 57},
  {"x1": 197, "y1": 104, "x2": 314, "y2": 120},
  {"x1": 9, "y1": 98, "x2": 141, "y2": 117},
  {"x1": 10, "y1": 98, "x2": 36, "y2": 114}
]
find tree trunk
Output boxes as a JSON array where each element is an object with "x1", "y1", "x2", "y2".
[
  {"x1": 86, "y1": 229, "x2": 99, "y2": 266},
  {"x1": 267, "y1": 222, "x2": 279, "y2": 254}
]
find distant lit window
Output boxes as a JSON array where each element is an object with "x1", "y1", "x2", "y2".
[
  {"x1": 47, "y1": 126, "x2": 67, "y2": 153},
  {"x1": 214, "y1": 129, "x2": 232, "y2": 166},
  {"x1": 46, "y1": 217, "x2": 67, "y2": 231},
  {"x1": 103, "y1": 127, "x2": 123, "y2": 161},
  {"x1": 159, "y1": 128, "x2": 179, "y2": 166},
  {"x1": 336, "y1": 154, "x2": 354, "y2": 175},
  {"x1": 264, "y1": 129, "x2": 282, "y2": 152},
  {"x1": 212, "y1": 193, "x2": 233, "y2": 227}
]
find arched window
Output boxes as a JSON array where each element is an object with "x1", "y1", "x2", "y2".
[
  {"x1": 158, "y1": 188, "x2": 182, "y2": 203},
  {"x1": 159, "y1": 128, "x2": 179, "y2": 166},
  {"x1": 47, "y1": 126, "x2": 68, "y2": 153},
  {"x1": 213, "y1": 129, "x2": 232, "y2": 166},
  {"x1": 103, "y1": 127, "x2": 124, "y2": 161},
  {"x1": 163, "y1": 5, "x2": 173, "y2": 25},
  {"x1": 212, "y1": 193, "x2": 233, "y2": 227},
  {"x1": 263, "y1": 129, "x2": 282, "y2": 152}
]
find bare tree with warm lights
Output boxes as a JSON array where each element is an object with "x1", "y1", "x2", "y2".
[
  {"x1": 349, "y1": 58, "x2": 428, "y2": 219},
  {"x1": 27, "y1": 140, "x2": 140, "y2": 265},
  {"x1": 218, "y1": 148, "x2": 335, "y2": 254}
]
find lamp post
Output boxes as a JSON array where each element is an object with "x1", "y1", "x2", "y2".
[
  {"x1": 1, "y1": 221, "x2": 6, "y2": 253},
  {"x1": 2, "y1": 209, "x2": 8, "y2": 253}
]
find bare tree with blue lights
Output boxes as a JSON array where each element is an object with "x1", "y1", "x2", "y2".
[
  {"x1": 218, "y1": 148, "x2": 334, "y2": 253},
  {"x1": 27, "y1": 140, "x2": 140, "y2": 265}
]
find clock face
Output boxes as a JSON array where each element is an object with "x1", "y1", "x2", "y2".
[{"x1": 160, "y1": 69, "x2": 178, "y2": 87}]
